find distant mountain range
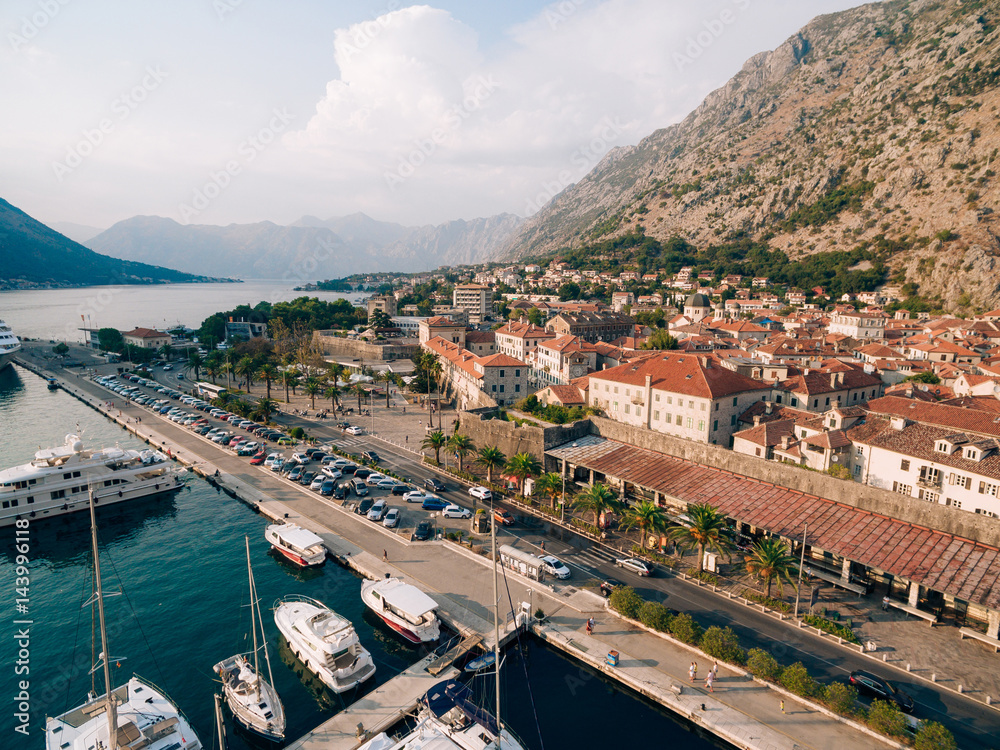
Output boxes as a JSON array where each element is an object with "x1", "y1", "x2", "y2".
[
  {"x1": 85, "y1": 211, "x2": 524, "y2": 279},
  {"x1": 0, "y1": 199, "x2": 220, "y2": 289}
]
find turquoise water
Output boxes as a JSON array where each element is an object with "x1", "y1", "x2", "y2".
[{"x1": 0, "y1": 366, "x2": 727, "y2": 749}]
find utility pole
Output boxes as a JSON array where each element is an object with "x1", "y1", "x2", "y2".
[{"x1": 794, "y1": 523, "x2": 808, "y2": 619}]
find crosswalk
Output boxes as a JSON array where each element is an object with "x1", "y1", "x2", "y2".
[{"x1": 564, "y1": 545, "x2": 619, "y2": 571}]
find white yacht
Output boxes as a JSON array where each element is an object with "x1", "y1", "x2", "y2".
[
  {"x1": 44, "y1": 494, "x2": 202, "y2": 750},
  {"x1": 361, "y1": 577, "x2": 440, "y2": 645},
  {"x1": 273, "y1": 595, "x2": 376, "y2": 693},
  {"x1": 0, "y1": 319, "x2": 20, "y2": 370},
  {"x1": 0, "y1": 434, "x2": 183, "y2": 527},
  {"x1": 214, "y1": 538, "x2": 285, "y2": 741},
  {"x1": 264, "y1": 522, "x2": 327, "y2": 566}
]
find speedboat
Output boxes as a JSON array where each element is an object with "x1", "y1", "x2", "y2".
[
  {"x1": 0, "y1": 319, "x2": 20, "y2": 371},
  {"x1": 264, "y1": 522, "x2": 327, "y2": 566},
  {"x1": 273, "y1": 595, "x2": 376, "y2": 693},
  {"x1": 361, "y1": 577, "x2": 440, "y2": 644}
]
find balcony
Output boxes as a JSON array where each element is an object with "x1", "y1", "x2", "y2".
[{"x1": 917, "y1": 475, "x2": 941, "y2": 489}]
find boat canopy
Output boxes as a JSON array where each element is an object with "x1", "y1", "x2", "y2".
[
  {"x1": 273, "y1": 523, "x2": 324, "y2": 549},
  {"x1": 379, "y1": 580, "x2": 437, "y2": 617}
]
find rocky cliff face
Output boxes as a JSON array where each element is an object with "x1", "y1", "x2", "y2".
[{"x1": 505, "y1": 0, "x2": 1000, "y2": 311}]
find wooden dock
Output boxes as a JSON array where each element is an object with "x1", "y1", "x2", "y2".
[{"x1": 285, "y1": 652, "x2": 458, "y2": 750}]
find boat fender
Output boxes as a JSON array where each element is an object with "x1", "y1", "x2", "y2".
[
  {"x1": 118, "y1": 491, "x2": 122, "y2": 497},
  {"x1": 155, "y1": 484, "x2": 159, "y2": 490}
]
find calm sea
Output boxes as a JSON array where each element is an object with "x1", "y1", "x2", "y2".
[
  {"x1": 0, "y1": 280, "x2": 365, "y2": 343},
  {"x1": 0, "y1": 369, "x2": 727, "y2": 750}
]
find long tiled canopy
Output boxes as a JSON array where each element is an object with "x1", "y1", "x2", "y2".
[{"x1": 548, "y1": 437, "x2": 1000, "y2": 609}]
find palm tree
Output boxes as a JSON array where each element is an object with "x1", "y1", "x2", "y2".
[
  {"x1": 258, "y1": 362, "x2": 278, "y2": 400},
  {"x1": 281, "y1": 357, "x2": 295, "y2": 403},
  {"x1": 185, "y1": 350, "x2": 203, "y2": 381},
  {"x1": 744, "y1": 537, "x2": 798, "y2": 598},
  {"x1": 447, "y1": 434, "x2": 475, "y2": 473},
  {"x1": 428, "y1": 358, "x2": 443, "y2": 428},
  {"x1": 324, "y1": 383, "x2": 340, "y2": 411},
  {"x1": 285, "y1": 370, "x2": 301, "y2": 398},
  {"x1": 160, "y1": 343, "x2": 173, "y2": 362},
  {"x1": 533, "y1": 472, "x2": 563, "y2": 508},
  {"x1": 204, "y1": 352, "x2": 223, "y2": 384},
  {"x1": 506, "y1": 452, "x2": 541, "y2": 496},
  {"x1": 668, "y1": 502, "x2": 734, "y2": 573},
  {"x1": 622, "y1": 500, "x2": 669, "y2": 546},
  {"x1": 421, "y1": 430, "x2": 448, "y2": 464},
  {"x1": 351, "y1": 382, "x2": 367, "y2": 411},
  {"x1": 476, "y1": 446, "x2": 506, "y2": 484},
  {"x1": 304, "y1": 378, "x2": 320, "y2": 409},
  {"x1": 252, "y1": 397, "x2": 278, "y2": 424},
  {"x1": 574, "y1": 483, "x2": 622, "y2": 527},
  {"x1": 236, "y1": 356, "x2": 256, "y2": 392}
]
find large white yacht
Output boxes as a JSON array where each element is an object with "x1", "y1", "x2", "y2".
[
  {"x1": 0, "y1": 319, "x2": 20, "y2": 370},
  {"x1": 0, "y1": 434, "x2": 184, "y2": 527},
  {"x1": 273, "y1": 595, "x2": 376, "y2": 693},
  {"x1": 361, "y1": 577, "x2": 441, "y2": 644}
]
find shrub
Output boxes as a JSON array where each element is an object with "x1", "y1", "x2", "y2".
[
  {"x1": 867, "y1": 699, "x2": 907, "y2": 737},
  {"x1": 780, "y1": 662, "x2": 819, "y2": 697},
  {"x1": 289, "y1": 426, "x2": 305, "y2": 439},
  {"x1": 687, "y1": 568, "x2": 719, "y2": 586},
  {"x1": 802, "y1": 614, "x2": 861, "y2": 644},
  {"x1": 746, "y1": 648, "x2": 782, "y2": 681},
  {"x1": 630, "y1": 544, "x2": 676, "y2": 568},
  {"x1": 743, "y1": 590, "x2": 792, "y2": 613},
  {"x1": 608, "y1": 586, "x2": 644, "y2": 620},
  {"x1": 669, "y1": 612, "x2": 703, "y2": 645},
  {"x1": 823, "y1": 682, "x2": 858, "y2": 715},
  {"x1": 699, "y1": 626, "x2": 745, "y2": 665},
  {"x1": 571, "y1": 517, "x2": 601, "y2": 536},
  {"x1": 915, "y1": 721, "x2": 957, "y2": 750},
  {"x1": 638, "y1": 601, "x2": 674, "y2": 632}
]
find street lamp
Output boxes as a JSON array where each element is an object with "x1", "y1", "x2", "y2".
[{"x1": 793, "y1": 523, "x2": 809, "y2": 619}]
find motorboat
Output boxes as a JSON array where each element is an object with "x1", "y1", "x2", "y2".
[
  {"x1": 0, "y1": 319, "x2": 20, "y2": 371},
  {"x1": 213, "y1": 538, "x2": 285, "y2": 741},
  {"x1": 0, "y1": 434, "x2": 183, "y2": 527},
  {"x1": 273, "y1": 595, "x2": 376, "y2": 693},
  {"x1": 44, "y1": 492, "x2": 202, "y2": 750},
  {"x1": 361, "y1": 577, "x2": 440, "y2": 644},
  {"x1": 264, "y1": 522, "x2": 327, "y2": 566}
]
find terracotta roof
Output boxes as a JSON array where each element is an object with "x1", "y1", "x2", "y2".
[
  {"x1": 464, "y1": 330, "x2": 495, "y2": 344},
  {"x1": 547, "y1": 436, "x2": 1000, "y2": 608},
  {"x1": 124, "y1": 327, "x2": 167, "y2": 338},
  {"x1": 939, "y1": 396, "x2": 1000, "y2": 413},
  {"x1": 496, "y1": 321, "x2": 555, "y2": 340},
  {"x1": 589, "y1": 353, "x2": 769, "y2": 399},
  {"x1": 801, "y1": 429, "x2": 851, "y2": 449},
  {"x1": 424, "y1": 316, "x2": 461, "y2": 326},
  {"x1": 733, "y1": 419, "x2": 796, "y2": 447},
  {"x1": 866, "y1": 396, "x2": 1000, "y2": 439},
  {"x1": 477, "y1": 353, "x2": 525, "y2": 368},
  {"x1": 542, "y1": 384, "x2": 586, "y2": 405}
]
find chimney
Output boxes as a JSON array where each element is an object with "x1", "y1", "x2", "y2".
[
  {"x1": 753, "y1": 415, "x2": 762, "y2": 426},
  {"x1": 829, "y1": 372, "x2": 837, "y2": 388},
  {"x1": 765, "y1": 402, "x2": 773, "y2": 415},
  {"x1": 780, "y1": 434, "x2": 791, "y2": 449}
]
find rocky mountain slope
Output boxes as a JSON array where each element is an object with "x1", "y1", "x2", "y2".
[
  {"x1": 0, "y1": 199, "x2": 216, "y2": 288},
  {"x1": 505, "y1": 0, "x2": 1000, "y2": 311},
  {"x1": 88, "y1": 212, "x2": 523, "y2": 279}
]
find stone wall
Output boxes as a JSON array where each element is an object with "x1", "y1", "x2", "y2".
[
  {"x1": 314, "y1": 332, "x2": 418, "y2": 362},
  {"x1": 589, "y1": 416, "x2": 1000, "y2": 548},
  {"x1": 458, "y1": 409, "x2": 590, "y2": 461}
]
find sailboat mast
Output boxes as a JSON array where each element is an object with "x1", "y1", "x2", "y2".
[
  {"x1": 214, "y1": 693, "x2": 228, "y2": 750},
  {"x1": 245, "y1": 537, "x2": 260, "y2": 699},
  {"x1": 89, "y1": 490, "x2": 118, "y2": 750},
  {"x1": 491, "y1": 515, "x2": 502, "y2": 745}
]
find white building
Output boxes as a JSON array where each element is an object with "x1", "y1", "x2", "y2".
[{"x1": 452, "y1": 284, "x2": 493, "y2": 317}]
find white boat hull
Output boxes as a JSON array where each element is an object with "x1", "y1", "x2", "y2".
[
  {"x1": 361, "y1": 579, "x2": 441, "y2": 645},
  {"x1": 214, "y1": 654, "x2": 285, "y2": 741}
]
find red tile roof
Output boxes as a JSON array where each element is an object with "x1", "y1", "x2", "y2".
[
  {"x1": 589, "y1": 353, "x2": 769, "y2": 399},
  {"x1": 866, "y1": 396, "x2": 1000, "y2": 439}
]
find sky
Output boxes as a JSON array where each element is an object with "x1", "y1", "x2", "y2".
[{"x1": 1, "y1": 0, "x2": 871, "y2": 232}]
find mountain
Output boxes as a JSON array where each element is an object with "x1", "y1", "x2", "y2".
[
  {"x1": 504, "y1": 0, "x2": 1000, "y2": 310},
  {"x1": 88, "y1": 212, "x2": 524, "y2": 279},
  {"x1": 50, "y1": 221, "x2": 105, "y2": 244},
  {"x1": 0, "y1": 199, "x2": 218, "y2": 289}
]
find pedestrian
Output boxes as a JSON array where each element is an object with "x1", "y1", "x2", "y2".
[
  {"x1": 402, "y1": 407, "x2": 406, "y2": 414},
  {"x1": 689, "y1": 662, "x2": 697, "y2": 682},
  {"x1": 780, "y1": 699, "x2": 785, "y2": 714},
  {"x1": 588, "y1": 617, "x2": 595, "y2": 633},
  {"x1": 405, "y1": 435, "x2": 408, "y2": 444},
  {"x1": 705, "y1": 673, "x2": 714, "y2": 693},
  {"x1": 540, "y1": 541, "x2": 545, "y2": 551},
  {"x1": 882, "y1": 595, "x2": 890, "y2": 611},
  {"x1": 711, "y1": 662, "x2": 719, "y2": 680},
  {"x1": 382, "y1": 549, "x2": 388, "y2": 562}
]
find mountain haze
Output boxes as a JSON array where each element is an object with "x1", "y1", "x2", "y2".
[{"x1": 504, "y1": 0, "x2": 1000, "y2": 310}]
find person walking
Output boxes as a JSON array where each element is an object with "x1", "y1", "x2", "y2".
[
  {"x1": 382, "y1": 549, "x2": 388, "y2": 562},
  {"x1": 689, "y1": 662, "x2": 697, "y2": 682},
  {"x1": 705, "y1": 673, "x2": 714, "y2": 693},
  {"x1": 588, "y1": 617, "x2": 595, "y2": 633},
  {"x1": 585, "y1": 620, "x2": 592, "y2": 635},
  {"x1": 882, "y1": 595, "x2": 890, "y2": 611},
  {"x1": 780, "y1": 699, "x2": 785, "y2": 714},
  {"x1": 711, "y1": 662, "x2": 719, "y2": 680}
]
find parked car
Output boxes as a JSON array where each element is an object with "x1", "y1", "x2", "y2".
[
  {"x1": 355, "y1": 497, "x2": 374, "y2": 515},
  {"x1": 413, "y1": 520, "x2": 434, "y2": 541},
  {"x1": 353, "y1": 467, "x2": 372, "y2": 480},
  {"x1": 374, "y1": 478, "x2": 398, "y2": 490},
  {"x1": 469, "y1": 486, "x2": 492, "y2": 502},
  {"x1": 362, "y1": 450, "x2": 381, "y2": 464},
  {"x1": 849, "y1": 671, "x2": 914, "y2": 713},
  {"x1": 299, "y1": 471, "x2": 317, "y2": 486},
  {"x1": 493, "y1": 508, "x2": 514, "y2": 526},
  {"x1": 263, "y1": 453, "x2": 281, "y2": 469},
  {"x1": 249, "y1": 452, "x2": 267, "y2": 465},
  {"x1": 291, "y1": 452, "x2": 310, "y2": 464},
  {"x1": 322, "y1": 467, "x2": 343, "y2": 480},
  {"x1": 424, "y1": 477, "x2": 446, "y2": 492},
  {"x1": 287, "y1": 466, "x2": 305, "y2": 482},
  {"x1": 333, "y1": 483, "x2": 348, "y2": 500},
  {"x1": 351, "y1": 478, "x2": 369, "y2": 496},
  {"x1": 421, "y1": 497, "x2": 449, "y2": 511},
  {"x1": 599, "y1": 579, "x2": 621, "y2": 597},
  {"x1": 320, "y1": 479, "x2": 337, "y2": 496},
  {"x1": 345, "y1": 425, "x2": 363, "y2": 435},
  {"x1": 305, "y1": 447, "x2": 324, "y2": 459},
  {"x1": 391, "y1": 484, "x2": 412, "y2": 496},
  {"x1": 383, "y1": 508, "x2": 400, "y2": 528},
  {"x1": 367, "y1": 500, "x2": 388, "y2": 522},
  {"x1": 442, "y1": 504, "x2": 471, "y2": 519},
  {"x1": 614, "y1": 557, "x2": 653, "y2": 576},
  {"x1": 309, "y1": 475, "x2": 326, "y2": 491},
  {"x1": 404, "y1": 491, "x2": 432, "y2": 504},
  {"x1": 540, "y1": 555, "x2": 571, "y2": 579},
  {"x1": 270, "y1": 457, "x2": 286, "y2": 472}
]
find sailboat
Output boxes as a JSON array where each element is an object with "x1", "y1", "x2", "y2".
[
  {"x1": 213, "y1": 537, "x2": 285, "y2": 742},
  {"x1": 357, "y1": 516, "x2": 527, "y2": 750},
  {"x1": 44, "y1": 491, "x2": 202, "y2": 750}
]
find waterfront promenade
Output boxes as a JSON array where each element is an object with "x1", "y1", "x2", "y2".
[{"x1": 22, "y1": 357, "x2": 903, "y2": 750}]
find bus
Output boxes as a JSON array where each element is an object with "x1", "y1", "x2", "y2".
[{"x1": 195, "y1": 382, "x2": 227, "y2": 400}]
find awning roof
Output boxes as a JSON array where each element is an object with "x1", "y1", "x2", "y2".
[
  {"x1": 548, "y1": 437, "x2": 1000, "y2": 609},
  {"x1": 379, "y1": 579, "x2": 438, "y2": 617}
]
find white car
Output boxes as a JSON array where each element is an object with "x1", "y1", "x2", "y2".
[
  {"x1": 322, "y1": 467, "x2": 343, "y2": 480},
  {"x1": 468, "y1": 486, "x2": 492, "y2": 502},
  {"x1": 442, "y1": 504, "x2": 472, "y2": 519},
  {"x1": 614, "y1": 557, "x2": 653, "y2": 576},
  {"x1": 374, "y1": 478, "x2": 398, "y2": 490},
  {"x1": 367, "y1": 500, "x2": 388, "y2": 521},
  {"x1": 404, "y1": 491, "x2": 431, "y2": 504},
  {"x1": 540, "y1": 555, "x2": 571, "y2": 579},
  {"x1": 263, "y1": 453, "x2": 281, "y2": 469},
  {"x1": 383, "y1": 508, "x2": 400, "y2": 528},
  {"x1": 345, "y1": 425, "x2": 363, "y2": 435},
  {"x1": 291, "y1": 452, "x2": 310, "y2": 464},
  {"x1": 309, "y1": 476, "x2": 325, "y2": 491},
  {"x1": 366, "y1": 472, "x2": 386, "y2": 483}
]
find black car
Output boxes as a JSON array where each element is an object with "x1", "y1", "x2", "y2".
[
  {"x1": 354, "y1": 467, "x2": 372, "y2": 480},
  {"x1": 849, "y1": 670, "x2": 914, "y2": 713},
  {"x1": 356, "y1": 498, "x2": 374, "y2": 516},
  {"x1": 413, "y1": 520, "x2": 434, "y2": 541},
  {"x1": 362, "y1": 451, "x2": 381, "y2": 464},
  {"x1": 424, "y1": 477, "x2": 446, "y2": 492},
  {"x1": 299, "y1": 471, "x2": 317, "y2": 486},
  {"x1": 333, "y1": 484, "x2": 348, "y2": 500},
  {"x1": 600, "y1": 579, "x2": 622, "y2": 597},
  {"x1": 305, "y1": 447, "x2": 324, "y2": 458},
  {"x1": 391, "y1": 484, "x2": 411, "y2": 496},
  {"x1": 311, "y1": 452, "x2": 328, "y2": 463}
]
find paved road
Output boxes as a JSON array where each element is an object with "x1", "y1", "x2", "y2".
[{"x1": 83, "y1": 361, "x2": 1000, "y2": 750}]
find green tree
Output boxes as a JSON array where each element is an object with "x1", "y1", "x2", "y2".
[
  {"x1": 746, "y1": 648, "x2": 782, "y2": 681},
  {"x1": 204, "y1": 352, "x2": 223, "y2": 384},
  {"x1": 668, "y1": 612, "x2": 702, "y2": 645},
  {"x1": 159, "y1": 343, "x2": 173, "y2": 361},
  {"x1": 421, "y1": 430, "x2": 448, "y2": 464},
  {"x1": 641, "y1": 329, "x2": 679, "y2": 350},
  {"x1": 574, "y1": 483, "x2": 623, "y2": 527},
  {"x1": 527, "y1": 307, "x2": 543, "y2": 326},
  {"x1": 668, "y1": 502, "x2": 734, "y2": 572},
  {"x1": 638, "y1": 601, "x2": 674, "y2": 632},
  {"x1": 185, "y1": 350, "x2": 204, "y2": 382},
  {"x1": 558, "y1": 282, "x2": 581, "y2": 301},
  {"x1": 780, "y1": 662, "x2": 819, "y2": 698},
  {"x1": 258, "y1": 362, "x2": 278, "y2": 400},
  {"x1": 53, "y1": 342, "x2": 69, "y2": 356},
  {"x1": 97, "y1": 327, "x2": 124, "y2": 352},
  {"x1": 744, "y1": 537, "x2": 798, "y2": 598},
  {"x1": 447, "y1": 434, "x2": 475, "y2": 473},
  {"x1": 533, "y1": 472, "x2": 563, "y2": 508},
  {"x1": 476, "y1": 446, "x2": 507, "y2": 484},
  {"x1": 252, "y1": 398, "x2": 277, "y2": 423},
  {"x1": 324, "y1": 383, "x2": 341, "y2": 411},
  {"x1": 903, "y1": 371, "x2": 941, "y2": 385},
  {"x1": 823, "y1": 682, "x2": 858, "y2": 715},
  {"x1": 621, "y1": 500, "x2": 669, "y2": 544},
  {"x1": 369, "y1": 309, "x2": 393, "y2": 329},
  {"x1": 235, "y1": 356, "x2": 256, "y2": 392},
  {"x1": 506, "y1": 452, "x2": 542, "y2": 495},
  {"x1": 867, "y1": 699, "x2": 907, "y2": 737},
  {"x1": 915, "y1": 721, "x2": 957, "y2": 750},
  {"x1": 699, "y1": 626, "x2": 745, "y2": 665},
  {"x1": 304, "y1": 378, "x2": 320, "y2": 409},
  {"x1": 350, "y1": 381, "x2": 367, "y2": 411},
  {"x1": 608, "y1": 585, "x2": 644, "y2": 619}
]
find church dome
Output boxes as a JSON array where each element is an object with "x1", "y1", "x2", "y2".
[{"x1": 684, "y1": 292, "x2": 711, "y2": 308}]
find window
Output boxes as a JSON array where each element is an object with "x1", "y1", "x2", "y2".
[
  {"x1": 714, "y1": 402, "x2": 719, "y2": 411},
  {"x1": 730, "y1": 415, "x2": 737, "y2": 426},
  {"x1": 50, "y1": 489, "x2": 66, "y2": 500},
  {"x1": 813, "y1": 399, "x2": 819, "y2": 408},
  {"x1": 713, "y1": 420, "x2": 718, "y2": 431},
  {"x1": 900, "y1": 459, "x2": 910, "y2": 471},
  {"x1": 978, "y1": 481, "x2": 997, "y2": 496},
  {"x1": 655, "y1": 393, "x2": 660, "y2": 402},
  {"x1": 654, "y1": 411, "x2": 660, "y2": 421},
  {"x1": 856, "y1": 446, "x2": 864, "y2": 455},
  {"x1": 491, "y1": 385, "x2": 497, "y2": 392},
  {"x1": 515, "y1": 369, "x2": 520, "y2": 377},
  {"x1": 614, "y1": 386, "x2": 619, "y2": 394},
  {"x1": 686, "y1": 417, "x2": 693, "y2": 429},
  {"x1": 636, "y1": 407, "x2": 642, "y2": 417},
  {"x1": 514, "y1": 384, "x2": 520, "y2": 393},
  {"x1": 624, "y1": 404, "x2": 630, "y2": 415},
  {"x1": 825, "y1": 397, "x2": 830, "y2": 406},
  {"x1": 947, "y1": 498, "x2": 963, "y2": 509},
  {"x1": 853, "y1": 465, "x2": 861, "y2": 476},
  {"x1": 892, "y1": 482, "x2": 912, "y2": 496},
  {"x1": 918, "y1": 489, "x2": 940, "y2": 503},
  {"x1": 605, "y1": 384, "x2": 610, "y2": 392},
  {"x1": 776, "y1": 395, "x2": 782, "y2": 404},
  {"x1": 667, "y1": 396, "x2": 673, "y2": 404},
  {"x1": 499, "y1": 370, "x2": 505, "y2": 378},
  {"x1": 951, "y1": 474, "x2": 971, "y2": 489},
  {"x1": 756, "y1": 447, "x2": 762, "y2": 457},
  {"x1": 614, "y1": 401, "x2": 619, "y2": 411},
  {"x1": 499, "y1": 384, "x2": 504, "y2": 393},
  {"x1": 697, "y1": 420, "x2": 704, "y2": 431},
  {"x1": 700, "y1": 402, "x2": 706, "y2": 411},
  {"x1": 688, "y1": 401, "x2": 694, "y2": 409},
  {"x1": 791, "y1": 398, "x2": 798, "y2": 407},
  {"x1": 732, "y1": 397, "x2": 738, "y2": 406},
  {"x1": 676, "y1": 414, "x2": 682, "y2": 425}
]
